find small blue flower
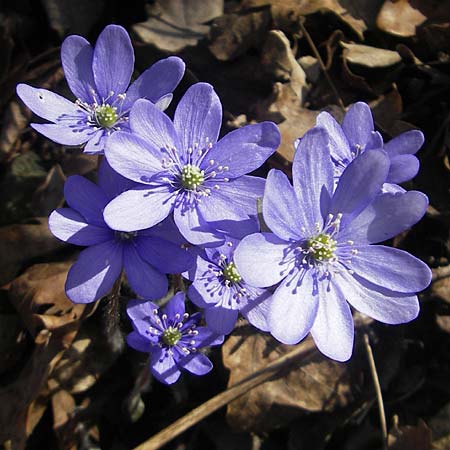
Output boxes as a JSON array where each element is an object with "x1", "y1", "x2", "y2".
[
  {"x1": 49, "y1": 160, "x2": 194, "y2": 303},
  {"x1": 234, "y1": 127, "x2": 431, "y2": 361},
  {"x1": 185, "y1": 238, "x2": 272, "y2": 334},
  {"x1": 16, "y1": 24, "x2": 185, "y2": 154},
  {"x1": 315, "y1": 102, "x2": 424, "y2": 193},
  {"x1": 126, "y1": 292, "x2": 224, "y2": 385},
  {"x1": 102, "y1": 82, "x2": 281, "y2": 246}
]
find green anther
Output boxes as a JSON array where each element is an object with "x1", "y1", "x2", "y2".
[
  {"x1": 95, "y1": 104, "x2": 118, "y2": 128},
  {"x1": 181, "y1": 164, "x2": 204, "y2": 190},
  {"x1": 307, "y1": 233, "x2": 337, "y2": 262},
  {"x1": 223, "y1": 262, "x2": 242, "y2": 283},
  {"x1": 162, "y1": 327, "x2": 182, "y2": 346}
]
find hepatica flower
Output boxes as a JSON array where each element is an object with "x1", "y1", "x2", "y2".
[
  {"x1": 126, "y1": 292, "x2": 224, "y2": 384},
  {"x1": 17, "y1": 24, "x2": 185, "y2": 154},
  {"x1": 103, "y1": 82, "x2": 280, "y2": 245},
  {"x1": 234, "y1": 127, "x2": 432, "y2": 361},
  {"x1": 315, "y1": 102, "x2": 424, "y2": 192},
  {"x1": 185, "y1": 238, "x2": 272, "y2": 335},
  {"x1": 49, "y1": 160, "x2": 194, "y2": 303}
]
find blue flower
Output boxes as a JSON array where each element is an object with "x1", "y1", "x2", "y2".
[
  {"x1": 234, "y1": 127, "x2": 431, "y2": 361},
  {"x1": 49, "y1": 160, "x2": 194, "y2": 303},
  {"x1": 126, "y1": 292, "x2": 224, "y2": 385},
  {"x1": 102, "y1": 82, "x2": 280, "y2": 246},
  {"x1": 17, "y1": 24, "x2": 185, "y2": 154},
  {"x1": 185, "y1": 238, "x2": 272, "y2": 334},
  {"x1": 315, "y1": 102, "x2": 424, "y2": 193}
]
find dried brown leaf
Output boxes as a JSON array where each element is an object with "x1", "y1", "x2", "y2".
[
  {"x1": 0, "y1": 218, "x2": 66, "y2": 286},
  {"x1": 341, "y1": 42, "x2": 401, "y2": 68},
  {"x1": 31, "y1": 164, "x2": 66, "y2": 216},
  {"x1": 133, "y1": 0, "x2": 224, "y2": 52},
  {"x1": 388, "y1": 416, "x2": 432, "y2": 450},
  {"x1": 223, "y1": 327, "x2": 359, "y2": 432},
  {"x1": 209, "y1": 6, "x2": 271, "y2": 61}
]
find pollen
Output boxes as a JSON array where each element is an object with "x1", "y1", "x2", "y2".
[
  {"x1": 307, "y1": 233, "x2": 337, "y2": 262},
  {"x1": 223, "y1": 262, "x2": 242, "y2": 283},
  {"x1": 181, "y1": 164, "x2": 204, "y2": 190},
  {"x1": 162, "y1": 326, "x2": 182, "y2": 346},
  {"x1": 95, "y1": 104, "x2": 118, "y2": 128}
]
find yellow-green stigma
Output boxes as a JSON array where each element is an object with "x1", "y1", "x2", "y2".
[
  {"x1": 162, "y1": 326, "x2": 182, "y2": 346},
  {"x1": 95, "y1": 104, "x2": 118, "y2": 128},
  {"x1": 181, "y1": 164, "x2": 204, "y2": 190},
  {"x1": 223, "y1": 262, "x2": 242, "y2": 283},
  {"x1": 307, "y1": 233, "x2": 337, "y2": 262}
]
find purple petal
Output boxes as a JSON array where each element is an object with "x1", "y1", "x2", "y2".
[
  {"x1": 49, "y1": 208, "x2": 113, "y2": 246},
  {"x1": 240, "y1": 289, "x2": 272, "y2": 332},
  {"x1": 150, "y1": 348, "x2": 181, "y2": 384},
  {"x1": 123, "y1": 243, "x2": 168, "y2": 300},
  {"x1": 164, "y1": 292, "x2": 186, "y2": 320},
  {"x1": 197, "y1": 176, "x2": 264, "y2": 239},
  {"x1": 61, "y1": 35, "x2": 96, "y2": 103},
  {"x1": 342, "y1": 102, "x2": 374, "y2": 151},
  {"x1": 234, "y1": 233, "x2": 292, "y2": 288},
  {"x1": 205, "y1": 306, "x2": 239, "y2": 335},
  {"x1": 16, "y1": 84, "x2": 82, "y2": 122},
  {"x1": 367, "y1": 131, "x2": 383, "y2": 150},
  {"x1": 335, "y1": 270, "x2": 420, "y2": 324},
  {"x1": 30, "y1": 122, "x2": 93, "y2": 146},
  {"x1": 204, "y1": 122, "x2": 280, "y2": 178},
  {"x1": 104, "y1": 185, "x2": 175, "y2": 232},
  {"x1": 126, "y1": 331, "x2": 151, "y2": 352},
  {"x1": 174, "y1": 83, "x2": 222, "y2": 152},
  {"x1": 316, "y1": 111, "x2": 352, "y2": 164},
  {"x1": 329, "y1": 149, "x2": 389, "y2": 217},
  {"x1": 64, "y1": 175, "x2": 108, "y2": 226},
  {"x1": 136, "y1": 235, "x2": 195, "y2": 274},
  {"x1": 123, "y1": 56, "x2": 185, "y2": 110},
  {"x1": 129, "y1": 99, "x2": 180, "y2": 152},
  {"x1": 84, "y1": 129, "x2": 108, "y2": 154},
  {"x1": 188, "y1": 326, "x2": 224, "y2": 347},
  {"x1": 105, "y1": 131, "x2": 167, "y2": 184},
  {"x1": 268, "y1": 269, "x2": 319, "y2": 345},
  {"x1": 177, "y1": 352, "x2": 213, "y2": 376},
  {"x1": 387, "y1": 154, "x2": 419, "y2": 183},
  {"x1": 92, "y1": 24, "x2": 134, "y2": 101},
  {"x1": 65, "y1": 240, "x2": 123, "y2": 303},
  {"x1": 127, "y1": 298, "x2": 160, "y2": 335},
  {"x1": 97, "y1": 159, "x2": 139, "y2": 201},
  {"x1": 263, "y1": 169, "x2": 303, "y2": 241},
  {"x1": 342, "y1": 245, "x2": 431, "y2": 293},
  {"x1": 340, "y1": 190, "x2": 428, "y2": 244},
  {"x1": 384, "y1": 130, "x2": 424, "y2": 156},
  {"x1": 173, "y1": 204, "x2": 224, "y2": 247},
  {"x1": 292, "y1": 127, "x2": 334, "y2": 234},
  {"x1": 310, "y1": 279, "x2": 354, "y2": 362}
]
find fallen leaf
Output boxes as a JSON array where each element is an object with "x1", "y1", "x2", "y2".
[
  {"x1": 31, "y1": 164, "x2": 66, "y2": 217},
  {"x1": 223, "y1": 326, "x2": 359, "y2": 432},
  {"x1": 0, "y1": 218, "x2": 67, "y2": 286},
  {"x1": 209, "y1": 6, "x2": 271, "y2": 61},
  {"x1": 133, "y1": 0, "x2": 224, "y2": 52},
  {"x1": 0, "y1": 101, "x2": 29, "y2": 161},
  {"x1": 341, "y1": 42, "x2": 402, "y2": 68},
  {"x1": 388, "y1": 416, "x2": 432, "y2": 450},
  {"x1": 377, "y1": 0, "x2": 427, "y2": 37}
]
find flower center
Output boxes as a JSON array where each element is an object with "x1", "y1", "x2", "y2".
[
  {"x1": 115, "y1": 231, "x2": 138, "y2": 240},
  {"x1": 162, "y1": 326, "x2": 182, "y2": 346},
  {"x1": 181, "y1": 164, "x2": 205, "y2": 190},
  {"x1": 95, "y1": 104, "x2": 118, "y2": 128},
  {"x1": 223, "y1": 262, "x2": 242, "y2": 283},
  {"x1": 307, "y1": 233, "x2": 337, "y2": 262}
]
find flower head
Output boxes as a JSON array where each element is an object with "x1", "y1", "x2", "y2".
[
  {"x1": 234, "y1": 127, "x2": 431, "y2": 361},
  {"x1": 126, "y1": 292, "x2": 224, "y2": 384},
  {"x1": 17, "y1": 24, "x2": 185, "y2": 154},
  {"x1": 49, "y1": 160, "x2": 195, "y2": 303},
  {"x1": 185, "y1": 238, "x2": 272, "y2": 334},
  {"x1": 103, "y1": 82, "x2": 280, "y2": 246},
  {"x1": 315, "y1": 102, "x2": 424, "y2": 193}
]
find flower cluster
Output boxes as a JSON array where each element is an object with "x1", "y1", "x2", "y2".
[{"x1": 18, "y1": 24, "x2": 431, "y2": 384}]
